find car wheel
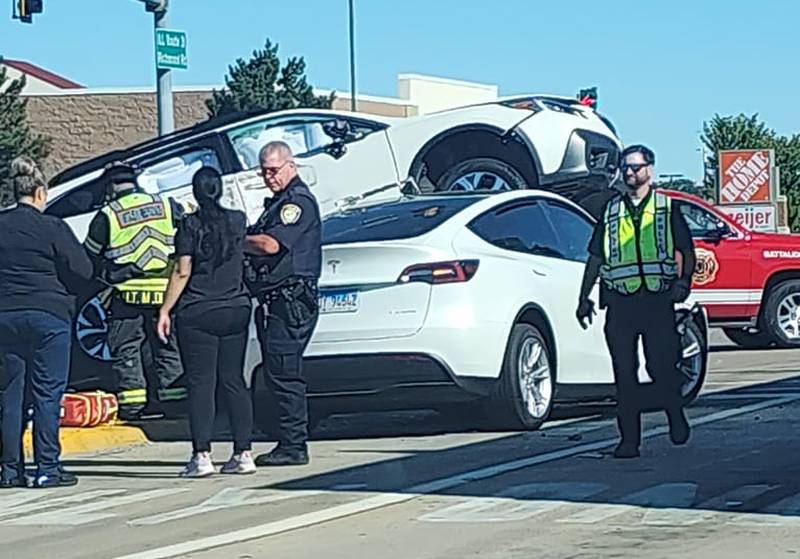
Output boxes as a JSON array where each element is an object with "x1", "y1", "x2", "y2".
[
  {"x1": 722, "y1": 327, "x2": 774, "y2": 349},
  {"x1": 488, "y1": 323, "x2": 554, "y2": 430},
  {"x1": 436, "y1": 158, "x2": 528, "y2": 193},
  {"x1": 677, "y1": 311, "x2": 708, "y2": 405},
  {"x1": 762, "y1": 280, "x2": 800, "y2": 348}
]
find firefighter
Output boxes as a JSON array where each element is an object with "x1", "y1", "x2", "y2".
[
  {"x1": 83, "y1": 162, "x2": 186, "y2": 420},
  {"x1": 576, "y1": 144, "x2": 697, "y2": 458}
]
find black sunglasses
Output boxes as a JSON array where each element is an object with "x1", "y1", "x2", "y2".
[{"x1": 621, "y1": 163, "x2": 650, "y2": 173}]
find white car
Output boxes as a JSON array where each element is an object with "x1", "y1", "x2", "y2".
[
  {"x1": 248, "y1": 190, "x2": 709, "y2": 432},
  {"x1": 46, "y1": 95, "x2": 621, "y2": 242}
]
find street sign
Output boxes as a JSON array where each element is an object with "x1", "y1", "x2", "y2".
[
  {"x1": 717, "y1": 149, "x2": 776, "y2": 205},
  {"x1": 155, "y1": 28, "x2": 187, "y2": 70}
]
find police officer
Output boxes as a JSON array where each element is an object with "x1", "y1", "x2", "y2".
[
  {"x1": 576, "y1": 144, "x2": 696, "y2": 459},
  {"x1": 245, "y1": 141, "x2": 321, "y2": 466},
  {"x1": 83, "y1": 162, "x2": 186, "y2": 420}
]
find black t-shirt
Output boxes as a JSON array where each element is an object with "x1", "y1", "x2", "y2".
[
  {"x1": 587, "y1": 189, "x2": 694, "y2": 305},
  {"x1": 174, "y1": 208, "x2": 251, "y2": 315}
]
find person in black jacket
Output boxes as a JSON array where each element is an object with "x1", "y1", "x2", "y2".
[
  {"x1": 0, "y1": 156, "x2": 93, "y2": 488},
  {"x1": 157, "y1": 167, "x2": 255, "y2": 477}
]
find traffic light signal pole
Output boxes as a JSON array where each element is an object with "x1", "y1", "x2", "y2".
[{"x1": 153, "y1": 5, "x2": 174, "y2": 136}]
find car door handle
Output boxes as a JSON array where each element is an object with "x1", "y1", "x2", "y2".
[{"x1": 532, "y1": 267, "x2": 547, "y2": 277}]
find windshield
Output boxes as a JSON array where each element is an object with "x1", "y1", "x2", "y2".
[{"x1": 322, "y1": 196, "x2": 484, "y2": 244}]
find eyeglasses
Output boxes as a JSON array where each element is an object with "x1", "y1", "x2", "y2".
[
  {"x1": 260, "y1": 161, "x2": 290, "y2": 176},
  {"x1": 621, "y1": 163, "x2": 650, "y2": 173}
]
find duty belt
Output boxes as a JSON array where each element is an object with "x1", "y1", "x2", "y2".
[{"x1": 259, "y1": 278, "x2": 318, "y2": 306}]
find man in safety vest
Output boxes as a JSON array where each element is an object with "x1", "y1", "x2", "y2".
[
  {"x1": 575, "y1": 144, "x2": 697, "y2": 459},
  {"x1": 84, "y1": 162, "x2": 186, "y2": 420}
]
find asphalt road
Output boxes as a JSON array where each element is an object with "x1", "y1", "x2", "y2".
[{"x1": 3, "y1": 333, "x2": 800, "y2": 559}]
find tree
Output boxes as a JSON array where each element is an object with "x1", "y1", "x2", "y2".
[
  {"x1": 701, "y1": 113, "x2": 800, "y2": 231},
  {"x1": 206, "y1": 39, "x2": 334, "y2": 119},
  {"x1": 652, "y1": 178, "x2": 714, "y2": 201},
  {"x1": 0, "y1": 65, "x2": 50, "y2": 207}
]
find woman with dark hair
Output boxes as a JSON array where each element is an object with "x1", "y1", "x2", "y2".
[{"x1": 157, "y1": 167, "x2": 254, "y2": 477}]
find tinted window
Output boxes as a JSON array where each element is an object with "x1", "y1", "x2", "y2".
[
  {"x1": 322, "y1": 197, "x2": 482, "y2": 244},
  {"x1": 677, "y1": 200, "x2": 725, "y2": 238},
  {"x1": 541, "y1": 200, "x2": 594, "y2": 262},
  {"x1": 468, "y1": 202, "x2": 564, "y2": 259},
  {"x1": 46, "y1": 179, "x2": 107, "y2": 218}
]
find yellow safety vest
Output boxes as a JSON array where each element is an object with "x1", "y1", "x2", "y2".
[
  {"x1": 600, "y1": 190, "x2": 679, "y2": 295},
  {"x1": 101, "y1": 192, "x2": 176, "y2": 306}
]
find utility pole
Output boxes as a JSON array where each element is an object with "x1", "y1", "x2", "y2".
[
  {"x1": 348, "y1": 0, "x2": 357, "y2": 112},
  {"x1": 148, "y1": 0, "x2": 173, "y2": 135}
]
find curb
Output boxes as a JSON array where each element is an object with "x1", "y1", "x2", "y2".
[{"x1": 23, "y1": 423, "x2": 149, "y2": 459}]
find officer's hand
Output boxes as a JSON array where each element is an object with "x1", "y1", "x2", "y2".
[
  {"x1": 671, "y1": 280, "x2": 691, "y2": 303},
  {"x1": 575, "y1": 298, "x2": 596, "y2": 330},
  {"x1": 156, "y1": 311, "x2": 171, "y2": 344}
]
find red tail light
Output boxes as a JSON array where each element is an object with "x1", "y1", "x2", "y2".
[{"x1": 398, "y1": 260, "x2": 479, "y2": 284}]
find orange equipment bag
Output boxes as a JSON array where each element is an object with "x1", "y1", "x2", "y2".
[{"x1": 60, "y1": 391, "x2": 118, "y2": 427}]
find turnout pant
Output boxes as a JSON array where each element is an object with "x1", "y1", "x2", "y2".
[
  {"x1": 603, "y1": 292, "x2": 684, "y2": 448},
  {"x1": 255, "y1": 291, "x2": 319, "y2": 450},
  {"x1": 175, "y1": 306, "x2": 253, "y2": 454},
  {"x1": 0, "y1": 310, "x2": 71, "y2": 481},
  {"x1": 108, "y1": 298, "x2": 185, "y2": 415}
]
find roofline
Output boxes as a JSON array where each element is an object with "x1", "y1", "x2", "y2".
[
  {"x1": 397, "y1": 73, "x2": 498, "y2": 92},
  {"x1": 2, "y1": 58, "x2": 84, "y2": 89}
]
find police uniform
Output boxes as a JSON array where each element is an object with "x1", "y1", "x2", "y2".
[
  {"x1": 84, "y1": 189, "x2": 186, "y2": 419},
  {"x1": 588, "y1": 187, "x2": 695, "y2": 453},
  {"x1": 247, "y1": 176, "x2": 321, "y2": 461}
]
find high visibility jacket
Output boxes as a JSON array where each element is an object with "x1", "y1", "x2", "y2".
[
  {"x1": 101, "y1": 192, "x2": 176, "y2": 306},
  {"x1": 600, "y1": 190, "x2": 679, "y2": 295}
]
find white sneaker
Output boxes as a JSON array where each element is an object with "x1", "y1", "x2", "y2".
[
  {"x1": 220, "y1": 450, "x2": 256, "y2": 475},
  {"x1": 180, "y1": 452, "x2": 214, "y2": 478}
]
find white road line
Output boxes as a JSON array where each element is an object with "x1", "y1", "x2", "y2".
[
  {"x1": 558, "y1": 483, "x2": 697, "y2": 525},
  {"x1": 0, "y1": 489, "x2": 125, "y2": 521},
  {"x1": 113, "y1": 396, "x2": 798, "y2": 559}
]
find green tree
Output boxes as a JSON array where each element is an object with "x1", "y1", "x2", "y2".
[
  {"x1": 0, "y1": 65, "x2": 50, "y2": 207},
  {"x1": 653, "y1": 178, "x2": 714, "y2": 201},
  {"x1": 206, "y1": 39, "x2": 334, "y2": 119},
  {"x1": 701, "y1": 113, "x2": 800, "y2": 230}
]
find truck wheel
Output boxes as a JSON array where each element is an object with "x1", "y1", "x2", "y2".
[
  {"x1": 722, "y1": 328, "x2": 774, "y2": 349},
  {"x1": 762, "y1": 280, "x2": 800, "y2": 348}
]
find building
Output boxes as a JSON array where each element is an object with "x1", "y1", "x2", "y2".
[{"x1": 6, "y1": 58, "x2": 502, "y2": 176}]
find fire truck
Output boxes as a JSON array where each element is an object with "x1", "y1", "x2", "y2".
[{"x1": 667, "y1": 190, "x2": 800, "y2": 348}]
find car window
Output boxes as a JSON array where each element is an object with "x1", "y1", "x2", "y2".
[
  {"x1": 541, "y1": 200, "x2": 594, "y2": 262},
  {"x1": 677, "y1": 200, "x2": 726, "y2": 238},
  {"x1": 134, "y1": 147, "x2": 223, "y2": 195},
  {"x1": 46, "y1": 179, "x2": 107, "y2": 218},
  {"x1": 323, "y1": 197, "x2": 483, "y2": 244},
  {"x1": 226, "y1": 116, "x2": 381, "y2": 170},
  {"x1": 468, "y1": 202, "x2": 565, "y2": 259}
]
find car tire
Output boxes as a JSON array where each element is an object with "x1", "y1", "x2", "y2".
[
  {"x1": 722, "y1": 328, "x2": 774, "y2": 349},
  {"x1": 486, "y1": 323, "x2": 555, "y2": 430},
  {"x1": 761, "y1": 280, "x2": 800, "y2": 348},
  {"x1": 436, "y1": 158, "x2": 528, "y2": 193},
  {"x1": 678, "y1": 311, "x2": 708, "y2": 405}
]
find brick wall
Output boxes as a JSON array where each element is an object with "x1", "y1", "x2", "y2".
[{"x1": 24, "y1": 91, "x2": 417, "y2": 178}]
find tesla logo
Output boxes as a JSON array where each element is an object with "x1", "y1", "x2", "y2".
[{"x1": 328, "y1": 259, "x2": 341, "y2": 274}]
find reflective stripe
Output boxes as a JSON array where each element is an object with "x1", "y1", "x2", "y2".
[
  {"x1": 654, "y1": 191, "x2": 669, "y2": 261},
  {"x1": 157, "y1": 387, "x2": 188, "y2": 402},
  {"x1": 602, "y1": 262, "x2": 679, "y2": 281},
  {"x1": 105, "y1": 228, "x2": 175, "y2": 259},
  {"x1": 606, "y1": 198, "x2": 622, "y2": 266},
  {"x1": 84, "y1": 236, "x2": 104, "y2": 255},
  {"x1": 118, "y1": 389, "x2": 147, "y2": 405}
]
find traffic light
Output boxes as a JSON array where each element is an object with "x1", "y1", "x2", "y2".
[
  {"x1": 15, "y1": 0, "x2": 43, "y2": 23},
  {"x1": 577, "y1": 87, "x2": 598, "y2": 109}
]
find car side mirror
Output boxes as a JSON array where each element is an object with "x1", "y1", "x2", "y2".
[
  {"x1": 400, "y1": 178, "x2": 421, "y2": 196},
  {"x1": 706, "y1": 222, "x2": 732, "y2": 243}
]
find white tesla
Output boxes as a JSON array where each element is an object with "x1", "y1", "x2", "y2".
[{"x1": 249, "y1": 190, "x2": 708, "y2": 431}]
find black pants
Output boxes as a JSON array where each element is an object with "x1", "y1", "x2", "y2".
[
  {"x1": 176, "y1": 306, "x2": 253, "y2": 454},
  {"x1": 604, "y1": 292, "x2": 683, "y2": 447},
  {"x1": 108, "y1": 299, "x2": 185, "y2": 415},
  {"x1": 255, "y1": 294, "x2": 319, "y2": 450}
]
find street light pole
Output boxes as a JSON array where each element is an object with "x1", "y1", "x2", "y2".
[
  {"x1": 153, "y1": 5, "x2": 174, "y2": 135},
  {"x1": 348, "y1": 0, "x2": 357, "y2": 112}
]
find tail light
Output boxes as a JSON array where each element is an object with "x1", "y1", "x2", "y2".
[{"x1": 398, "y1": 260, "x2": 479, "y2": 284}]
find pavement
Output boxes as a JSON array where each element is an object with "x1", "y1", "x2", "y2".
[{"x1": 4, "y1": 330, "x2": 800, "y2": 559}]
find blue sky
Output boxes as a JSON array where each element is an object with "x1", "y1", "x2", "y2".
[{"x1": 3, "y1": 0, "x2": 798, "y2": 181}]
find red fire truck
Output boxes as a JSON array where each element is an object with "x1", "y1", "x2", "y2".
[{"x1": 667, "y1": 190, "x2": 800, "y2": 348}]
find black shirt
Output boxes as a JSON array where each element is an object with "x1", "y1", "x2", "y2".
[
  {"x1": 174, "y1": 208, "x2": 251, "y2": 315},
  {"x1": 251, "y1": 177, "x2": 322, "y2": 287},
  {"x1": 0, "y1": 203, "x2": 93, "y2": 322},
  {"x1": 588, "y1": 189, "x2": 694, "y2": 304}
]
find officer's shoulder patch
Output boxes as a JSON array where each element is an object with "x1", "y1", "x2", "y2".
[{"x1": 280, "y1": 203, "x2": 302, "y2": 225}]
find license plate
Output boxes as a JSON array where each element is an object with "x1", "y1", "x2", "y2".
[{"x1": 319, "y1": 290, "x2": 359, "y2": 314}]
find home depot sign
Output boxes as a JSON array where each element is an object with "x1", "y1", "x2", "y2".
[{"x1": 718, "y1": 149, "x2": 776, "y2": 204}]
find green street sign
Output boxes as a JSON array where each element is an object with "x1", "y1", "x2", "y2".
[{"x1": 155, "y1": 29, "x2": 187, "y2": 70}]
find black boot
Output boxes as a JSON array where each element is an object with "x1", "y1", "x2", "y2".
[
  {"x1": 668, "y1": 407, "x2": 691, "y2": 445},
  {"x1": 255, "y1": 445, "x2": 309, "y2": 466}
]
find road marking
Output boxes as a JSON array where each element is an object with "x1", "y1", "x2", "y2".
[
  {"x1": 112, "y1": 396, "x2": 798, "y2": 559},
  {"x1": 418, "y1": 482, "x2": 607, "y2": 523},
  {"x1": 129, "y1": 489, "x2": 323, "y2": 526},
  {"x1": 729, "y1": 494, "x2": 800, "y2": 526},
  {"x1": 558, "y1": 483, "x2": 697, "y2": 524},
  {"x1": 0, "y1": 489, "x2": 125, "y2": 521},
  {"x1": 6, "y1": 489, "x2": 187, "y2": 526}
]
